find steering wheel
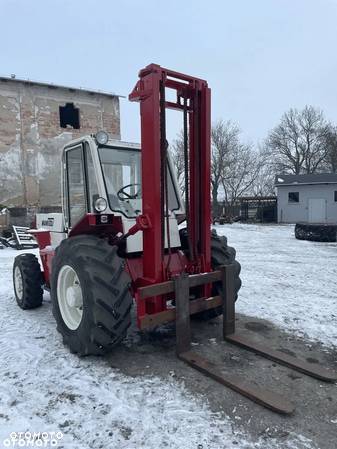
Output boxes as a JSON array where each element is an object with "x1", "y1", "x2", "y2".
[{"x1": 117, "y1": 183, "x2": 141, "y2": 201}]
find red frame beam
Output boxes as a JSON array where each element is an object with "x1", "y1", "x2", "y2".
[
  {"x1": 129, "y1": 64, "x2": 211, "y2": 290},
  {"x1": 130, "y1": 65, "x2": 163, "y2": 284}
]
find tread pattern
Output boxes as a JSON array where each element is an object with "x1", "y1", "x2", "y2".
[
  {"x1": 295, "y1": 223, "x2": 337, "y2": 242},
  {"x1": 50, "y1": 235, "x2": 132, "y2": 356},
  {"x1": 13, "y1": 254, "x2": 43, "y2": 309},
  {"x1": 179, "y1": 228, "x2": 242, "y2": 320}
]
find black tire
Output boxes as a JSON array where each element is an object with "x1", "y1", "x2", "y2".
[
  {"x1": 295, "y1": 223, "x2": 337, "y2": 242},
  {"x1": 50, "y1": 235, "x2": 133, "y2": 356},
  {"x1": 13, "y1": 254, "x2": 44, "y2": 309},
  {"x1": 7, "y1": 237, "x2": 18, "y2": 249},
  {"x1": 0, "y1": 237, "x2": 8, "y2": 247},
  {"x1": 180, "y1": 228, "x2": 242, "y2": 320}
]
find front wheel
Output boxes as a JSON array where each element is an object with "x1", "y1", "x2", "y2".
[
  {"x1": 13, "y1": 254, "x2": 43, "y2": 309},
  {"x1": 50, "y1": 235, "x2": 133, "y2": 356}
]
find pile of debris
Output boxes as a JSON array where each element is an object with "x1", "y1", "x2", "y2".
[{"x1": 0, "y1": 226, "x2": 38, "y2": 250}]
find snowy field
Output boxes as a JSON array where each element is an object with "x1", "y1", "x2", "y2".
[
  {"x1": 0, "y1": 224, "x2": 335, "y2": 449},
  {"x1": 216, "y1": 224, "x2": 337, "y2": 349}
]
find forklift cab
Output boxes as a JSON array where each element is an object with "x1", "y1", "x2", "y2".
[{"x1": 62, "y1": 132, "x2": 184, "y2": 252}]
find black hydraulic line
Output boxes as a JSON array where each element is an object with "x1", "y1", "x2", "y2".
[
  {"x1": 159, "y1": 80, "x2": 172, "y2": 269},
  {"x1": 194, "y1": 90, "x2": 201, "y2": 256},
  {"x1": 183, "y1": 95, "x2": 193, "y2": 260},
  {"x1": 159, "y1": 81, "x2": 166, "y2": 259},
  {"x1": 164, "y1": 139, "x2": 172, "y2": 271}
]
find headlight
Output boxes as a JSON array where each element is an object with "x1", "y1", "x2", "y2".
[
  {"x1": 95, "y1": 130, "x2": 109, "y2": 145},
  {"x1": 94, "y1": 197, "x2": 107, "y2": 212}
]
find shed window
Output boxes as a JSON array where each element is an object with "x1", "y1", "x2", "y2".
[
  {"x1": 59, "y1": 103, "x2": 80, "y2": 129},
  {"x1": 334, "y1": 191, "x2": 337, "y2": 202},
  {"x1": 288, "y1": 192, "x2": 299, "y2": 203}
]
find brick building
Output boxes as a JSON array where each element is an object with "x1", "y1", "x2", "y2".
[{"x1": 0, "y1": 75, "x2": 120, "y2": 225}]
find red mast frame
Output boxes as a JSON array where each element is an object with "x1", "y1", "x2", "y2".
[{"x1": 129, "y1": 64, "x2": 211, "y2": 319}]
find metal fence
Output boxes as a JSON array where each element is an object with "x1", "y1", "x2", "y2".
[{"x1": 216, "y1": 197, "x2": 277, "y2": 223}]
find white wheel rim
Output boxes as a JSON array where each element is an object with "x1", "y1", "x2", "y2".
[
  {"x1": 14, "y1": 266, "x2": 23, "y2": 300},
  {"x1": 57, "y1": 265, "x2": 83, "y2": 330}
]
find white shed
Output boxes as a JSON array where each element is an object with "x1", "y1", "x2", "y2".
[{"x1": 275, "y1": 174, "x2": 337, "y2": 224}]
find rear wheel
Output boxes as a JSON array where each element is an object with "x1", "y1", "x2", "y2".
[
  {"x1": 50, "y1": 235, "x2": 133, "y2": 356},
  {"x1": 180, "y1": 228, "x2": 242, "y2": 320},
  {"x1": 13, "y1": 254, "x2": 43, "y2": 309}
]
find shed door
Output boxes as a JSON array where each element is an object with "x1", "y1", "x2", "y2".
[{"x1": 308, "y1": 198, "x2": 326, "y2": 223}]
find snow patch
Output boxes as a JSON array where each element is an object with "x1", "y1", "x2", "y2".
[
  {"x1": 0, "y1": 227, "x2": 326, "y2": 449},
  {"x1": 215, "y1": 223, "x2": 337, "y2": 348}
]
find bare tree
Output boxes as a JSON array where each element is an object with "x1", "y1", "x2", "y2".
[
  {"x1": 251, "y1": 146, "x2": 276, "y2": 196},
  {"x1": 211, "y1": 120, "x2": 239, "y2": 214},
  {"x1": 323, "y1": 125, "x2": 337, "y2": 173},
  {"x1": 171, "y1": 121, "x2": 268, "y2": 214},
  {"x1": 170, "y1": 130, "x2": 185, "y2": 195},
  {"x1": 266, "y1": 106, "x2": 330, "y2": 174},
  {"x1": 221, "y1": 142, "x2": 263, "y2": 205}
]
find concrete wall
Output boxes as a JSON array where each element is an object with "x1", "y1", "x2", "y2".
[
  {"x1": 277, "y1": 184, "x2": 337, "y2": 223},
  {"x1": 0, "y1": 78, "x2": 120, "y2": 224}
]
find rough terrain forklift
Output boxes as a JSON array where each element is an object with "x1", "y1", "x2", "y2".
[{"x1": 13, "y1": 64, "x2": 335, "y2": 414}]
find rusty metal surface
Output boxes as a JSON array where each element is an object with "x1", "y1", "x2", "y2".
[
  {"x1": 179, "y1": 350, "x2": 295, "y2": 415},
  {"x1": 139, "y1": 295, "x2": 222, "y2": 330},
  {"x1": 138, "y1": 270, "x2": 222, "y2": 299},
  {"x1": 188, "y1": 270, "x2": 222, "y2": 287},
  {"x1": 174, "y1": 273, "x2": 191, "y2": 355},
  {"x1": 138, "y1": 280, "x2": 174, "y2": 299},
  {"x1": 172, "y1": 268, "x2": 295, "y2": 415},
  {"x1": 140, "y1": 264, "x2": 336, "y2": 416},
  {"x1": 226, "y1": 333, "x2": 337, "y2": 383},
  {"x1": 221, "y1": 265, "x2": 236, "y2": 337}
]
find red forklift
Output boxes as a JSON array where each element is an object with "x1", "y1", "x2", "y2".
[{"x1": 13, "y1": 64, "x2": 336, "y2": 415}]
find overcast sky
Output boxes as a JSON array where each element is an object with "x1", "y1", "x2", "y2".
[{"x1": 1, "y1": 0, "x2": 337, "y2": 146}]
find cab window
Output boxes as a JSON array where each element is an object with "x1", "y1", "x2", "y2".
[
  {"x1": 67, "y1": 146, "x2": 87, "y2": 227},
  {"x1": 84, "y1": 143, "x2": 99, "y2": 212}
]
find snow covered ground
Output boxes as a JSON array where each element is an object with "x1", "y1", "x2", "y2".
[
  {"x1": 216, "y1": 224, "x2": 337, "y2": 349},
  {"x1": 0, "y1": 224, "x2": 335, "y2": 449}
]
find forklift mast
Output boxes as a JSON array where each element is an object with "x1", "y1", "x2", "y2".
[{"x1": 129, "y1": 63, "x2": 211, "y2": 285}]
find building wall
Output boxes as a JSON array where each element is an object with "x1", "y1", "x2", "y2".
[
  {"x1": 277, "y1": 184, "x2": 337, "y2": 223},
  {"x1": 0, "y1": 79, "x2": 120, "y2": 223}
]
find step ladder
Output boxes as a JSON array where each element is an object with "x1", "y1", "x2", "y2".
[{"x1": 12, "y1": 226, "x2": 38, "y2": 250}]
